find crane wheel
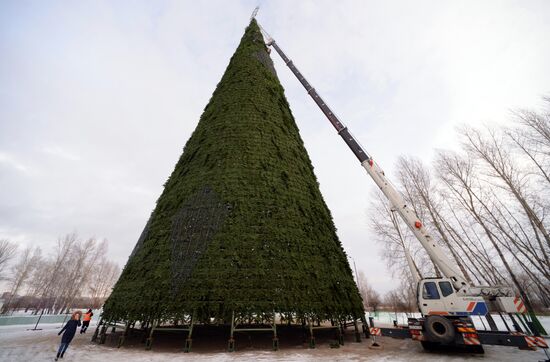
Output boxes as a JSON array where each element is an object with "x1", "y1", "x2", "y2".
[{"x1": 423, "y1": 316, "x2": 455, "y2": 344}]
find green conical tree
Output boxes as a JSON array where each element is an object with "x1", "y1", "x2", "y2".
[{"x1": 102, "y1": 20, "x2": 364, "y2": 324}]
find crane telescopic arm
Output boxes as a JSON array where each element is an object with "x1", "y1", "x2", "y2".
[
  {"x1": 268, "y1": 41, "x2": 369, "y2": 164},
  {"x1": 262, "y1": 31, "x2": 470, "y2": 293}
]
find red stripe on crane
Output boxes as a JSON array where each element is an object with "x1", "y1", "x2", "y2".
[
  {"x1": 535, "y1": 336, "x2": 548, "y2": 348},
  {"x1": 463, "y1": 337, "x2": 481, "y2": 345},
  {"x1": 525, "y1": 336, "x2": 537, "y2": 348},
  {"x1": 515, "y1": 300, "x2": 526, "y2": 313}
]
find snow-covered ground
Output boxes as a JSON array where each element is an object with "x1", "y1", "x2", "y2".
[{"x1": 0, "y1": 318, "x2": 549, "y2": 362}]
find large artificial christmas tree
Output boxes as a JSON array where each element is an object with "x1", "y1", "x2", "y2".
[{"x1": 102, "y1": 19, "x2": 363, "y2": 334}]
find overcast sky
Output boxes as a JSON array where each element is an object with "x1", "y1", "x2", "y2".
[{"x1": 1, "y1": 0, "x2": 549, "y2": 294}]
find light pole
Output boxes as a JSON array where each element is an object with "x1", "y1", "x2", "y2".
[
  {"x1": 349, "y1": 256, "x2": 360, "y2": 288},
  {"x1": 348, "y1": 255, "x2": 369, "y2": 310}
]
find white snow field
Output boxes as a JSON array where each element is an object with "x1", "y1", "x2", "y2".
[{"x1": 0, "y1": 318, "x2": 549, "y2": 362}]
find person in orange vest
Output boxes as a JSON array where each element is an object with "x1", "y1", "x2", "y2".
[{"x1": 80, "y1": 309, "x2": 93, "y2": 334}]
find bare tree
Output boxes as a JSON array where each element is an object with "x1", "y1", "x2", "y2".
[
  {"x1": 506, "y1": 125, "x2": 550, "y2": 186},
  {"x1": 435, "y1": 149, "x2": 550, "y2": 315},
  {"x1": 357, "y1": 271, "x2": 382, "y2": 312},
  {"x1": 89, "y1": 257, "x2": 120, "y2": 309},
  {"x1": 1, "y1": 246, "x2": 41, "y2": 314},
  {"x1": 384, "y1": 289, "x2": 411, "y2": 314},
  {"x1": 0, "y1": 239, "x2": 18, "y2": 280},
  {"x1": 0, "y1": 233, "x2": 120, "y2": 314},
  {"x1": 57, "y1": 238, "x2": 109, "y2": 313},
  {"x1": 366, "y1": 100, "x2": 550, "y2": 312},
  {"x1": 29, "y1": 233, "x2": 77, "y2": 314},
  {"x1": 459, "y1": 125, "x2": 550, "y2": 250},
  {"x1": 369, "y1": 191, "x2": 436, "y2": 281},
  {"x1": 396, "y1": 156, "x2": 473, "y2": 283},
  {"x1": 511, "y1": 99, "x2": 550, "y2": 157}
]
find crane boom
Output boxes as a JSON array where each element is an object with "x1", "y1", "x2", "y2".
[
  {"x1": 268, "y1": 41, "x2": 369, "y2": 163},
  {"x1": 265, "y1": 36, "x2": 470, "y2": 293},
  {"x1": 254, "y1": 17, "x2": 549, "y2": 344}
]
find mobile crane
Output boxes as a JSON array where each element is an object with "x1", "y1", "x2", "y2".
[{"x1": 254, "y1": 17, "x2": 549, "y2": 355}]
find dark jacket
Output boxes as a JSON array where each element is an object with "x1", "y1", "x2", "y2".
[{"x1": 59, "y1": 319, "x2": 81, "y2": 343}]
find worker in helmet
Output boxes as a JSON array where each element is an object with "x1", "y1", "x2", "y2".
[{"x1": 80, "y1": 309, "x2": 93, "y2": 334}]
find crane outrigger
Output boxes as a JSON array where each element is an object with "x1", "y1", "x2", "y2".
[{"x1": 254, "y1": 15, "x2": 549, "y2": 356}]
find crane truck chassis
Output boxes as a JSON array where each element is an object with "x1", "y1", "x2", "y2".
[
  {"x1": 368, "y1": 305, "x2": 548, "y2": 353},
  {"x1": 253, "y1": 16, "x2": 549, "y2": 357}
]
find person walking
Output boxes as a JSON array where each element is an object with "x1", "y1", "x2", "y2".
[
  {"x1": 55, "y1": 311, "x2": 81, "y2": 360},
  {"x1": 80, "y1": 309, "x2": 93, "y2": 334}
]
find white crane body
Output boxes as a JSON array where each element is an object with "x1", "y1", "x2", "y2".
[{"x1": 262, "y1": 35, "x2": 521, "y2": 312}]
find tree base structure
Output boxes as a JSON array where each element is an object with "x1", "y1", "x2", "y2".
[{"x1": 92, "y1": 315, "x2": 368, "y2": 352}]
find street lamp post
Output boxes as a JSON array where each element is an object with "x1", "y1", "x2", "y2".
[{"x1": 348, "y1": 256, "x2": 369, "y2": 310}]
